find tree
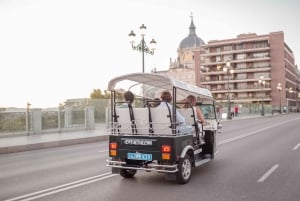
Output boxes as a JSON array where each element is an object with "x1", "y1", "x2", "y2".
[
  {"x1": 89, "y1": 88, "x2": 123, "y2": 100},
  {"x1": 90, "y1": 89, "x2": 103, "y2": 99}
]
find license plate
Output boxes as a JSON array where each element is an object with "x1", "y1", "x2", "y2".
[{"x1": 127, "y1": 152, "x2": 152, "y2": 161}]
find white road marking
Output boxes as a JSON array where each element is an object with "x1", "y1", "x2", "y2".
[
  {"x1": 257, "y1": 164, "x2": 279, "y2": 183},
  {"x1": 293, "y1": 143, "x2": 300, "y2": 150},
  {"x1": 4, "y1": 172, "x2": 116, "y2": 201},
  {"x1": 98, "y1": 150, "x2": 108, "y2": 153},
  {"x1": 218, "y1": 118, "x2": 299, "y2": 145}
]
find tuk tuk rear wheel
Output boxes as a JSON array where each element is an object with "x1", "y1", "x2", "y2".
[{"x1": 176, "y1": 154, "x2": 192, "y2": 184}]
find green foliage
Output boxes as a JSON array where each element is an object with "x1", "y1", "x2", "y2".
[
  {"x1": 90, "y1": 89, "x2": 113, "y2": 99},
  {"x1": 90, "y1": 89, "x2": 103, "y2": 99}
]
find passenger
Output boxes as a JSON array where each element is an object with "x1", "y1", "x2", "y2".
[
  {"x1": 184, "y1": 95, "x2": 206, "y2": 124},
  {"x1": 158, "y1": 91, "x2": 186, "y2": 126},
  {"x1": 119, "y1": 91, "x2": 135, "y2": 108},
  {"x1": 150, "y1": 98, "x2": 161, "y2": 107}
]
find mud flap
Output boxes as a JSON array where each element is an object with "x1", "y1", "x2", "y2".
[{"x1": 112, "y1": 167, "x2": 120, "y2": 174}]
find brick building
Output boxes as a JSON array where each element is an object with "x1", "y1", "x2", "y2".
[{"x1": 197, "y1": 31, "x2": 300, "y2": 112}]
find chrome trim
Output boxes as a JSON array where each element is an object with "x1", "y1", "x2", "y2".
[{"x1": 106, "y1": 159, "x2": 178, "y2": 173}]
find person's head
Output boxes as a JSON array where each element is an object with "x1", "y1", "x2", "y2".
[
  {"x1": 160, "y1": 91, "x2": 172, "y2": 103},
  {"x1": 185, "y1": 95, "x2": 196, "y2": 108},
  {"x1": 124, "y1": 91, "x2": 134, "y2": 103}
]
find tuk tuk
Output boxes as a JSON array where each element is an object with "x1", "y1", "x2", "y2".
[{"x1": 106, "y1": 73, "x2": 220, "y2": 184}]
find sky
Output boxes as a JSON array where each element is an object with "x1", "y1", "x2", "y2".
[{"x1": 1, "y1": 0, "x2": 299, "y2": 108}]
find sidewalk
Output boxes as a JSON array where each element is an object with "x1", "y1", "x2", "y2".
[{"x1": 0, "y1": 124, "x2": 109, "y2": 154}]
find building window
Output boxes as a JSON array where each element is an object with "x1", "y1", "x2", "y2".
[
  {"x1": 238, "y1": 92, "x2": 248, "y2": 98},
  {"x1": 224, "y1": 54, "x2": 233, "y2": 61},
  {"x1": 253, "y1": 62, "x2": 270, "y2": 68},
  {"x1": 236, "y1": 53, "x2": 246, "y2": 60},
  {"x1": 253, "y1": 42, "x2": 268, "y2": 48},
  {"x1": 237, "y1": 73, "x2": 247, "y2": 79},
  {"x1": 254, "y1": 73, "x2": 270, "y2": 79},
  {"x1": 224, "y1": 45, "x2": 232, "y2": 51},
  {"x1": 237, "y1": 83, "x2": 247, "y2": 89},
  {"x1": 236, "y1": 43, "x2": 244, "y2": 50},
  {"x1": 253, "y1": 52, "x2": 269, "y2": 58},
  {"x1": 236, "y1": 63, "x2": 246, "y2": 69}
]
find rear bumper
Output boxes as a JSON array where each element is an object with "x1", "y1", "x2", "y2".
[{"x1": 106, "y1": 159, "x2": 178, "y2": 173}]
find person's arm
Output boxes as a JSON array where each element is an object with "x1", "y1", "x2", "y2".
[{"x1": 196, "y1": 108, "x2": 206, "y2": 123}]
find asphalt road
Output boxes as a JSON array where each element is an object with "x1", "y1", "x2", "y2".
[{"x1": 1, "y1": 114, "x2": 299, "y2": 201}]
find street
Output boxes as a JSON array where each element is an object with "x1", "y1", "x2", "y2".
[{"x1": 1, "y1": 114, "x2": 300, "y2": 201}]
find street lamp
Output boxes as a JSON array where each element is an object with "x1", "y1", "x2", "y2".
[
  {"x1": 223, "y1": 61, "x2": 234, "y2": 120},
  {"x1": 277, "y1": 83, "x2": 282, "y2": 114},
  {"x1": 129, "y1": 24, "x2": 156, "y2": 73},
  {"x1": 258, "y1": 75, "x2": 266, "y2": 116}
]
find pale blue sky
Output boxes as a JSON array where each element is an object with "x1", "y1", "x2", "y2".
[{"x1": 0, "y1": 0, "x2": 299, "y2": 108}]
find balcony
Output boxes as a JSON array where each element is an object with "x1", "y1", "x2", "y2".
[
  {"x1": 211, "y1": 87, "x2": 271, "y2": 94},
  {"x1": 202, "y1": 57, "x2": 271, "y2": 66},
  {"x1": 202, "y1": 46, "x2": 270, "y2": 57},
  {"x1": 201, "y1": 66, "x2": 271, "y2": 75}
]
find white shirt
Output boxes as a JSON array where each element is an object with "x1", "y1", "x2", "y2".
[{"x1": 158, "y1": 102, "x2": 186, "y2": 125}]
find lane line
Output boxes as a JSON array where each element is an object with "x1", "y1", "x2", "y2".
[
  {"x1": 218, "y1": 118, "x2": 300, "y2": 145},
  {"x1": 98, "y1": 150, "x2": 108, "y2": 153},
  {"x1": 20, "y1": 174, "x2": 117, "y2": 201},
  {"x1": 3, "y1": 172, "x2": 114, "y2": 201},
  {"x1": 293, "y1": 143, "x2": 300, "y2": 150},
  {"x1": 257, "y1": 164, "x2": 279, "y2": 183}
]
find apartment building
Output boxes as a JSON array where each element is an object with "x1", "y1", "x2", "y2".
[{"x1": 195, "y1": 31, "x2": 300, "y2": 112}]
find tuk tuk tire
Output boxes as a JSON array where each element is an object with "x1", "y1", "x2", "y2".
[
  {"x1": 176, "y1": 154, "x2": 192, "y2": 184},
  {"x1": 120, "y1": 169, "x2": 137, "y2": 178}
]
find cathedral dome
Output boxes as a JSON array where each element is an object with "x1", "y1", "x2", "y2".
[{"x1": 179, "y1": 17, "x2": 205, "y2": 48}]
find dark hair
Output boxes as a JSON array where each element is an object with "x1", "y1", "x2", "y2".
[
  {"x1": 184, "y1": 95, "x2": 196, "y2": 108},
  {"x1": 160, "y1": 91, "x2": 172, "y2": 103},
  {"x1": 124, "y1": 91, "x2": 134, "y2": 103}
]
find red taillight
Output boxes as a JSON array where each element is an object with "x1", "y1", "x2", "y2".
[
  {"x1": 109, "y1": 142, "x2": 118, "y2": 157},
  {"x1": 161, "y1": 145, "x2": 171, "y2": 153},
  {"x1": 110, "y1": 142, "x2": 118, "y2": 149}
]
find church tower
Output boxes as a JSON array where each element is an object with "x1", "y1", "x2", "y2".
[{"x1": 168, "y1": 15, "x2": 205, "y2": 84}]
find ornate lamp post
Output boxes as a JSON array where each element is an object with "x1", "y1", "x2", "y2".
[
  {"x1": 258, "y1": 75, "x2": 266, "y2": 116},
  {"x1": 223, "y1": 62, "x2": 234, "y2": 120},
  {"x1": 277, "y1": 83, "x2": 282, "y2": 114},
  {"x1": 129, "y1": 24, "x2": 156, "y2": 73}
]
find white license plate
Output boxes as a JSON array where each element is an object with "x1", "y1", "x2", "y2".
[{"x1": 127, "y1": 152, "x2": 152, "y2": 161}]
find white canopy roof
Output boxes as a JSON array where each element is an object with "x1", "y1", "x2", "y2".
[{"x1": 107, "y1": 73, "x2": 213, "y2": 100}]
